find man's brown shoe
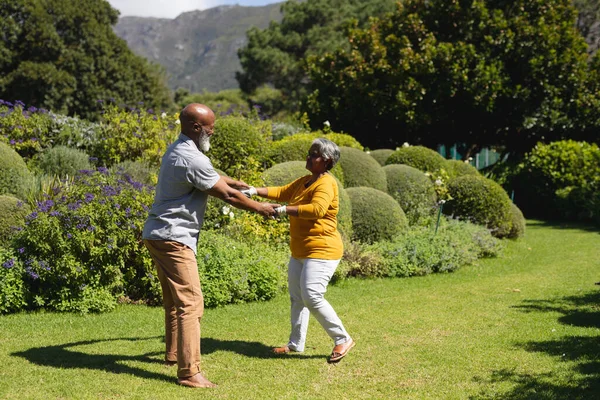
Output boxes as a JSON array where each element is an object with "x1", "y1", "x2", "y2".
[
  {"x1": 177, "y1": 372, "x2": 217, "y2": 388},
  {"x1": 328, "y1": 339, "x2": 355, "y2": 363}
]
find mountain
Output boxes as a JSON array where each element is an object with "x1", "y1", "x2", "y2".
[{"x1": 114, "y1": 4, "x2": 284, "y2": 93}]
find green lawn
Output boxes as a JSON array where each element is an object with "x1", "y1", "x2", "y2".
[{"x1": 0, "y1": 221, "x2": 599, "y2": 399}]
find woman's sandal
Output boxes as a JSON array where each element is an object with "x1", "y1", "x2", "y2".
[{"x1": 328, "y1": 339, "x2": 355, "y2": 363}]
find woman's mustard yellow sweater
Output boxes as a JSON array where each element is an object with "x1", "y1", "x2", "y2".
[{"x1": 266, "y1": 173, "x2": 343, "y2": 260}]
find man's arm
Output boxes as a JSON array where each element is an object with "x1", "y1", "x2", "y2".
[
  {"x1": 219, "y1": 174, "x2": 250, "y2": 190},
  {"x1": 206, "y1": 178, "x2": 278, "y2": 218}
]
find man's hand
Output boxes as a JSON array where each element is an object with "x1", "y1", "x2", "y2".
[
  {"x1": 240, "y1": 186, "x2": 257, "y2": 198},
  {"x1": 257, "y1": 203, "x2": 280, "y2": 219}
]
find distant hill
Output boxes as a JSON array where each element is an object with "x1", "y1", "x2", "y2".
[{"x1": 114, "y1": 4, "x2": 284, "y2": 93}]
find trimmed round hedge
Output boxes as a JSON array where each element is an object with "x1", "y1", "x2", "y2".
[
  {"x1": 444, "y1": 159, "x2": 479, "y2": 179},
  {"x1": 508, "y1": 203, "x2": 526, "y2": 239},
  {"x1": 261, "y1": 161, "x2": 352, "y2": 239},
  {"x1": 346, "y1": 187, "x2": 407, "y2": 243},
  {"x1": 267, "y1": 132, "x2": 362, "y2": 164},
  {"x1": 386, "y1": 146, "x2": 446, "y2": 173},
  {"x1": 445, "y1": 175, "x2": 513, "y2": 238},
  {"x1": 0, "y1": 142, "x2": 34, "y2": 200},
  {"x1": 0, "y1": 195, "x2": 31, "y2": 247},
  {"x1": 383, "y1": 164, "x2": 437, "y2": 225},
  {"x1": 35, "y1": 145, "x2": 91, "y2": 178},
  {"x1": 368, "y1": 149, "x2": 395, "y2": 166},
  {"x1": 339, "y1": 147, "x2": 387, "y2": 192}
]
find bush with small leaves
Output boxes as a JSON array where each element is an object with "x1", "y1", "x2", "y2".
[
  {"x1": 383, "y1": 164, "x2": 437, "y2": 225},
  {"x1": 508, "y1": 203, "x2": 526, "y2": 239},
  {"x1": 385, "y1": 146, "x2": 446, "y2": 173},
  {"x1": 196, "y1": 230, "x2": 288, "y2": 307},
  {"x1": 267, "y1": 132, "x2": 362, "y2": 164},
  {"x1": 445, "y1": 175, "x2": 513, "y2": 238},
  {"x1": 339, "y1": 147, "x2": 387, "y2": 192},
  {"x1": 0, "y1": 196, "x2": 31, "y2": 248},
  {"x1": 444, "y1": 159, "x2": 479, "y2": 179},
  {"x1": 0, "y1": 249, "x2": 27, "y2": 314},
  {"x1": 368, "y1": 149, "x2": 395, "y2": 166},
  {"x1": 110, "y1": 160, "x2": 157, "y2": 185},
  {"x1": 0, "y1": 142, "x2": 34, "y2": 200},
  {"x1": 33, "y1": 145, "x2": 92, "y2": 178},
  {"x1": 346, "y1": 187, "x2": 407, "y2": 243}
]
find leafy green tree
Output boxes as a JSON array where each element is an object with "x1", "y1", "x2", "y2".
[
  {"x1": 0, "y1": 0, "x2": 172, "y2": 119},
  {"x1": 236, "y1": 0, "x2": 396, "y2": 111},
  {"x1": 306, "y1": 0, "x2": 598, "y2": 154}
]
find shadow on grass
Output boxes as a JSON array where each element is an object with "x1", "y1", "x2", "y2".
[
  {"x1": 471, "y1": 290, "x2": 600, "y2": 399},
  {"x1": 12, "y1": 336, "x2": 322, "y2": 382},
  {"x1": 526, "y1": 219, "x2": 600, "y2": 235}
]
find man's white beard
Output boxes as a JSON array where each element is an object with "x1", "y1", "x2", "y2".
[{"x1": 198, "y1": 132, "x2": 211, "y2": 152}]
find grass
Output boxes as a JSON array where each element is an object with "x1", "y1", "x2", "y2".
[{"x1": 0, "y1": 220, "x2": 599, "y2": 399}]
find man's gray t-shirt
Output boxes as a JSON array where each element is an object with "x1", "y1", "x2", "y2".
[{"x1": 143, "y1": 133, "x2": 220, "y2": 254}]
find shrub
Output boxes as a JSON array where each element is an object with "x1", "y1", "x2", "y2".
[
  {"x1": 267, "y1": 132, "x2": 362, "y2": 165},
  {"x1": 508, "y1": 203, "x2": 526, "y2": 239},
  {"x1": 0, "y1": 196, "x2": 31, "y2": 248},
  {"x1": 339, "y1": 147, "x2": 387, "y2": 192},
  {"x1": 0, "y1": 103, "x2": 54, "y2": 159},
  {"x1": 12, "y1": 168, "x2": 159, "y2": 313},
  {"x1": 91, "y1": 104, "x2": 180, "y2": 166},
  {"x1": 196, "y1": 230, "x2": 288, "y2": 307},
  {"x1": 50, "y1": 113, "x2": 102, "y2": 152},
  {"x1": 372, "y1": 219, "x2": 501, "y2": 277},
  {"x1": 385, "y1": 146, "x2": 446, "y2": 173},
  {"x1": 445, "y1": 175, "x2": 513, "y2": 238},
  {"x1": 368, "y1": 149, "x2": 395, "y2": 166},
  {"x1": 209, "y1": 115, "x2": 270, "y2": 180},
  {"x1": 338, "y1": 240, "x2": 387, "y2": 279},
  {"x1": 0, "y1": 141, "x2": 34, "y2": 200},
  {"x1": 346, "y1": 187, "x2": 407, "y2": 243},
  {"x1": 33, "y1": 146, "x2": 92, "y2": 178},
  {"x1": 513, "y1": 140, "x2": 600, "y2": 221},
  {"x1": 444, "y1": 159, "x2": 479, "y2": 179},
  {"x1": 383, "y1": 164, "x2": 437, "y2": 225},
  {"x1": 0, "y1": 249, "x2": 27, "y2": 314},
  {"x1": 110, "y1": 160, "x2": 158, "y2": 185},
  {"x1": 271, "y1": 122, "x2": 303, "y2": 141}
]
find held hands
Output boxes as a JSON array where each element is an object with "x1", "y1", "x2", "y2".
[{"x1": 240, "y1": 186, "x2": 257, "y2": 198}]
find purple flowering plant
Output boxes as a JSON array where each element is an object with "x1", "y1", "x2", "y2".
[
  {"x1": 11, "y1": 168, "x2": 160, "y2": 313},
  {"x1": 0, "y1": 248, "x2": 27, "y2": 314},
  {"x1": 0, "y1": 102, "x2": 54, "y2": 159}
]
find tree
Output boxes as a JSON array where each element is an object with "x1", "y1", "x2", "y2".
[
  {"x1": 306, "y1": 0, "x2": 598, "y2": 155},
  {"x1": 0, "y1": 0, "x2": 173, "y2": 119},
  {"x1": 236, "y1": 0, "x2": 397, "y2": 112}
]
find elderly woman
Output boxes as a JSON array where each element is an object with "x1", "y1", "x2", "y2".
[{"x1": 242, "y1": 138, "x2": 355, "y2": 363}]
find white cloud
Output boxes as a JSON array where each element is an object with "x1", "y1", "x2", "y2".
[{"x1": 107, "y1": 0, "x2": 280, "y2": 19}]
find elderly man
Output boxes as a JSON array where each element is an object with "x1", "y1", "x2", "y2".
[{"x1": 143, "y1": 103, "x2": 278, "y2": 388}]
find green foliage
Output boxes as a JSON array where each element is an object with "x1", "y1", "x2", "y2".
[
  {"x1": 368, "y1": 149, "x2": 394, "y2": 166},
  {"x1": 0, "y1": 141, "x2": 34, "y2": 200},
  {"x1": 446, "y1": 175, "x2": 513, "y2": 238},
  {"x1": 12, "y1": 169, "x2": 159, "y2": 313},
  {"x1": 92, "y1": 104, "x2": 179, "y2": 166},
  {"x1": 196, "y1": 230, "x2": 287, "y2": 308},
  {"x1": 385, "y1": 146, "x2": 446, "y2": 173},
  {"x1": 0, "y1": 0, "x2": 173, "y2": 119},
  {"x1": 110, "y1": 160, "x2": 158, "y2": 186},
  {"x1": 372, "y1": 219, "x2": 501, "y2": 277},
  {"x1": 261, "y1": 161, "x2": 308, "y2": 187},
  {"x1": 513, "y1": 140, "x2": 600, "y2": 222},
  {"x1": 209, "y1": 115, "x2": 271, "y2": 180},
  {"x1": 0, "y1": 249, "x2": 27, "y2": 314},
  {"x1": 339, "y1": 147, "x2": 387, "y2": 192},
  {"x1": 508, "y1": 203, "x2": 526, "y2": 239},
  {"x1": 271, "y1": 122, "x2": 304, "y2": 141},
  {"x1": 237, "y1": 0, "x2": 397, "y2": 111},
  {"x1": 346, "y1": 187, "x2": 407, "y2": 243},
  {"x1": 33, "y1": 145, "x2": 91, "y2": 178},
  {"x1": 306, "y1": 0, "x2": 597, "y2": 153},
  {"x1": 0, "y1": 103, "x2": 54, "y2": 159},
  {"x1": 444, "y1": 159, "x2": 479, "y2": 180},
  {"x1": 339, "y1": 240, "x2": 386, "y2": 278},
  {"x1": 383, "y1": 164, "x2": 437, "y2": 225},
  {"x1": 0, "y1": 195, "x2": 30, "y2": 248},
  {"x1": 180, "y1": 89, "x2": 251, "y2": 115}
]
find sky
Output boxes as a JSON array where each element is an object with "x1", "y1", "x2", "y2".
[{"x1": 106, "y1": 0, "x2": 282, "y2": 19}]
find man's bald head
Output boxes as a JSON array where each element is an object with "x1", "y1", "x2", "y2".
[{"x1": 180, "y1": 103, "x2": 215, "y2": 132}]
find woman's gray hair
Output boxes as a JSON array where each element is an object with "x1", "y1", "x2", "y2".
[{"x1": 312, "y1": 138, "x2": 340, "y2": 170}]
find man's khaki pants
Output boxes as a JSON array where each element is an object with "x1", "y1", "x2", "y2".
[{"x1": 144, "y1": 239, "x2": 203, "y2": 379}]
